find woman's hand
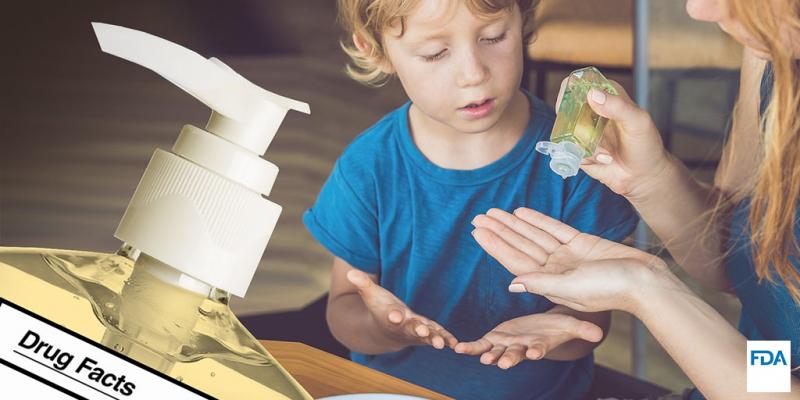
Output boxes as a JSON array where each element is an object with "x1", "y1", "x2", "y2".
[
  {"x1": 471, "y1": 207, "x2": 671, "y2": 314},
  {"x1": 453, "y1": 312, "x2": 603, "y2": 369},
  {"x1": 556, "y1": 78, "x2": 673, "y2": 202}
]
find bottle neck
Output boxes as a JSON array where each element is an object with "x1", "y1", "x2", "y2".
[
  {"x1": 100, "y1": 253, "x2": 212, "y2": 372},
  {"x1": 134, "y1": 254, "x2": 212, "y2": 296}
]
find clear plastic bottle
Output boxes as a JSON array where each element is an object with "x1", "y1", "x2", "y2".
[{"x1": 535, "y1": 66, "x2": 618, "y2": 179}]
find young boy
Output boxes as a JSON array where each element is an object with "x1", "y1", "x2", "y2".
[{"x1": 303, "y1": 0, "x2": 639, "y2": 398}]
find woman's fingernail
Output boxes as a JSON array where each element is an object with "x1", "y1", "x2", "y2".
[
  {"x1": 589, "y1": 89, "x2": 606, "y2": 105},
  {"x1": 508, "y1": 283, "x2": 527, "y2": 293},
  {"x1": 471, "y1": 229, "x2": 477, "y2": 237},
  {"x1": 596, "y1": 154, "x2": 613, "y2": 164}
]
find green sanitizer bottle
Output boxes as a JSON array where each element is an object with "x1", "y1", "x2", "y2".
[{"x1": 535, "y1": 67, "x2": 617, "y2": 179}]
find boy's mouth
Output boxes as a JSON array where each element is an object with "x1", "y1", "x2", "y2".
[
  {"x1": 460, "y1": 98, "x2": 493, "y2": 109},
  {"x1": 458, "y1": 98, "x2": 496, "y2": 119}
]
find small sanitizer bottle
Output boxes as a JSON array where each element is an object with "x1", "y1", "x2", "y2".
[{"x1": 535, "y1": 66, "x2": 617, "y2": 179}]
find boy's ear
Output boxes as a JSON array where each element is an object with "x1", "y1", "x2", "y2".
[
  {"x1": 352, "y1": 33, "x2": 370, "y2": 53},
  {"x1": 352, "y1": 33, "x2": 395, "y2": 75}
]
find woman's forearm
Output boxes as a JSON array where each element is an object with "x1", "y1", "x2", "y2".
[
  {"x1": 633, "y1": 272, "x2": 800, "y2": 399},
  {"x1": 326, "y1": 293, "x2": 408, "y2": 354},
  {"x1": 628, "y1": 153, "x2": 730, "y2": 290}
]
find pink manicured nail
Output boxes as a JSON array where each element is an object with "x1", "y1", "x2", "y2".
[
  {"x1": 596, "y1": 154, "x2": 613, "y2": 164},
  {"x1": 508, "y1": 283, "x2": 526, "y2": 293}
]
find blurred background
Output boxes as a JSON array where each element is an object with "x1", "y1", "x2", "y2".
[{"x1": 0, "y1": 0, "x2": 743, "y2": 396}]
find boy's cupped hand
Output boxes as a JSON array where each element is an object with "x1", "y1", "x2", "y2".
[
  {"x1": 453, "y1": 313, "x2": 603, "y2": 369},
  {"x1": 347, "y1": 269, "x2": 459, "y2": 350}
]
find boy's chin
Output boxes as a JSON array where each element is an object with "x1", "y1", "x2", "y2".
[{"x1": 451, "y1": 113, "x2": 504, "y2": 134}]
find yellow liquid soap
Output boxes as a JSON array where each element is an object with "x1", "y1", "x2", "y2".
[
  {"x1": 536, "y1": 66, "x2": 618, "y2": 178},
  {"x1": 0, "y1": 246, "x2": 312, "y2": 399}
]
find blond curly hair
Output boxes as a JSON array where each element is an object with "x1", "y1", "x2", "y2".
[{"x1": 337, "y1": 0, "x2": 539, "y2": 87}]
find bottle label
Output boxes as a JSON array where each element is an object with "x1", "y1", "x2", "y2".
[{"x1": 0, "y1": 298, "x2": 212, "y2": 400}]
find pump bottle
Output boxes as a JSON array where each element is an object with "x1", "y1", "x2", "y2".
[{"x1": 0, "y1": 23, "x2": 314, "y2": 399}]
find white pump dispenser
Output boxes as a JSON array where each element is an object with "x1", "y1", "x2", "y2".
[{"x1": 92, "y1": 23, "x2": 310, "y2": 297}]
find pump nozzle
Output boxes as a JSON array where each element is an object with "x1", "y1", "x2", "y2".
[{"x1": 92, "y1": 22, "x2": 308, "y2": 155}]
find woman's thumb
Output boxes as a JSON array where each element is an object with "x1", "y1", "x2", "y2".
[{"x1": 508, "y1": 272, "x2": 562, "y2": 296}]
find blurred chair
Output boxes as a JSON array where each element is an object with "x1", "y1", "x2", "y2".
[{"x1": 526, "y1": 0, "x2": 742, "y2": 169}]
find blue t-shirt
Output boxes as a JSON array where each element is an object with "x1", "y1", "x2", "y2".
[{"x1": 303, "y1": 91, "x2": 639, "y2": 400}]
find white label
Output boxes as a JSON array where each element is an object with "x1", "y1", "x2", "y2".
[
  {"x1": 747, "y1": 340, "x2": 791, "y2": 393},
  {"x1": 0, "y1": 299, "x2": 211, "y2": 399}
]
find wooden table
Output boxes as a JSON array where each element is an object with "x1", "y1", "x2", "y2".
[{"x1": 261, "y1": 340, "x2": 452, "y2": 399}]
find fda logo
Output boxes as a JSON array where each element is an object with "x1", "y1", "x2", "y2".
[
  {"x1": 751, "y1": 350, "x2": 787, "y2": 366},
  {"x1": 747, "y1": 340, "x2": 791, "y2": 392}
]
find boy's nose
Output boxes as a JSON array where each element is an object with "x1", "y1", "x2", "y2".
[{"x1": 456, "y1": 50, "x2": 489, "y2": 88}]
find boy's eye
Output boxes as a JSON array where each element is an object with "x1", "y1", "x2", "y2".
[
  {"x1": 422, "y1": 49, "x2": 447, "y2": 62},
  {"x1": 482, "y1": 32, "x2": 507, "y2": 44}
]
